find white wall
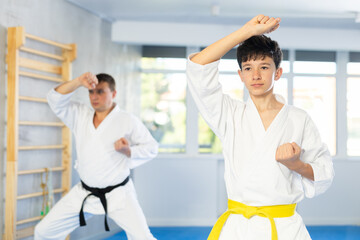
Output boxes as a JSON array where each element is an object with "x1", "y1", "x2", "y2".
[
  {"x1": 0, "y1": 0, "x2": 141, "y2": 239},
  {"x1": 133, "y1": 156, "x2": 221, "y2": 226}
]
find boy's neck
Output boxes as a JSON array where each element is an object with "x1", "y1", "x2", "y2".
[{"x1": 250, "y1": 92, "x2": 283, "y2": 112}]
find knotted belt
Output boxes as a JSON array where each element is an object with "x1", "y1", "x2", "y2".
[
  {"x1": 79, "y1": 176, "x2": 130, "y2": 231},
  {"x1": 208, "y1": 199, "x2": 297, "y2": 240}
]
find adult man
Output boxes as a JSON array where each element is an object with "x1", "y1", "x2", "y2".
[{"x1": 35, "y1": 72, "x2": 158, "y2": 240}]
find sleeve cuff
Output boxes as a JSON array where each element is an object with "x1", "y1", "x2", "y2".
[
  {"x1": 48, "y1": 88, "x2": 75, "y2": 103},
  {"x1": 187, "y1": 52, "x2": 221, "y2": 69},
  {"x1": 301, "y1": 162, "x2": 334, "y2": 198},
  {"x1": 129, "y1": 146, "x2": 139, "y2": 159},
  {"x1": 301, "y1": 177, "x2": 316, "y2": 198}
]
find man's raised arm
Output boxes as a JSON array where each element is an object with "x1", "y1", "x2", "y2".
[{"x1": 55, "y1": 72, "x2": 98, "y2": 94}]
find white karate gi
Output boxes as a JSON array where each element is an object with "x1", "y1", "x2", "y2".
[
  {"x1": 186, "y1": 54, "x2": 334, "y2": 240},
  {"x1": 34, "y1": 89, "x2": 158, "y2": 240}
]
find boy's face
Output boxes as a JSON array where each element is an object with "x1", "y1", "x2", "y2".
[
  {"x1": 89, "y1": 81, "x2": 117, "y2": 112},
  {"x1": 238, "y1": 56, "x2": 282, "y2": 97}
]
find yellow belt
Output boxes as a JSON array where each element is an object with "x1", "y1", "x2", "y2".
[{"x1": 208, "y1": 199, "x2": 297, "y2": 240}]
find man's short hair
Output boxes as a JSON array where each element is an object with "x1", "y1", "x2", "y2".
[
  {"x1": 236, "y1": 35, "x2": 282, "y2": 70},
  {"x1": 96, "y1": 73, "x2": 116, "y2": 91}
]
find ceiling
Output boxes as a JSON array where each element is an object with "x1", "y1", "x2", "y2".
[{"x1": 67, "y1": 0, "x2": 360, "y2": 29}]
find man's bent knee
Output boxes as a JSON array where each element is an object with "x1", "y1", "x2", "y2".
[
  {"x1": 34, "y1": 221, "x2": 48, "y2": 240},
  {"x1": 34, "y1": 220, "x2": 65, "y2": 240}
]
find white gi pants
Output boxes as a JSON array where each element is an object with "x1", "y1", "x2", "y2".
[
  {"x1": 34, "y1": 179, "x2": 155, "y2": 240},
  {"x1": 218, "y1": 214, "x2": 311, "y2": 240}
]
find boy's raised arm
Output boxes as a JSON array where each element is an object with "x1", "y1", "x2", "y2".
[{"x1": 191, "y1": 15, "x2": 281, "y2": 65}]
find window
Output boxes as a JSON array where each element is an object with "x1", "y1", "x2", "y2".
[
  {"x1": 281, "y1": 61, "x2": 290, "y2": 73},
  {"x1": 141, "y1": 46, "x2": 187, "y2": 153},
  {"x1": 347, "y1": 78, "x2": 360, "y2": 156},
  {"x1": 293, "y1": 51, "x2": 337, "y2": 155},
  {"x1": 275, "y1": 51, "x2": 289, "y2": 102},
  {"x1": 347, "y1": 52, "x2": 360, "y2": 75},
  {"x1": 294, "y1": 61, "x2": 336, "y2": 74},
  {"x1": 293, "y1": 77, "x2": 336, "y2": 155},
  {"x1": 347, "y1": 63, "x2": 360, "y2": 75},
  {"x1": 294, "y1": 51, "x2": 336, "y2": 74},
  {"x1": 347, "y1": 52, "x2": 360, "y2": 156}
]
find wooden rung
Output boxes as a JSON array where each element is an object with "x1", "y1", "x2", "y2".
[
  {"x1": 19, "y1": 95, "x2": 47, "y2": 103},
  {"x1": 20, "y1": 71, "x2": 64, "y2": 82},
  {"x1": 20, "y1": 46, "x2": 64, "y2": 61},
  {"x1": 16, "y1": 226, "x2": 35, "y2": 238},
  {"x1": 25, "y1": 33, "x2": 73, "y2": 50},
  {"x1": 19, "y1": 57, "x2": 61, "y2": 75},
  {"x1": 17, "y1": 188, "x2": 64, "y2": 200},
  {"x1": 18, "y1": 145, "x2": 65, "y2": 150},
  {"x1": 19, "y1": 121, "x2": 65, "y2": 127},
  {"x1": 18, "y1": 166, "x2": 65, "y2": 175},
  {"x1": 16, "y1": 227, "x2": 34, "y2": 238},
  {"x1": 16, "y1": 216, "x2": 42, "y2": 225}
]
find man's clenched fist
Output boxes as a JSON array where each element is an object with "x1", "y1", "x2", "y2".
[
  {"x1": 79, "y1": 72, "x2": 98, "y2": 90},
  {"x1": 115, "y1": 137, "x2": 131, "y2": 157}
]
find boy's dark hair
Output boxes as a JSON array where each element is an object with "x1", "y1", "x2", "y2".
[
  {"x1": 96, "y1": 73, "x2": 116, "y2": 91},
  {"x1": 236, "y1": 35, "x2": 282, "y2": 70}
]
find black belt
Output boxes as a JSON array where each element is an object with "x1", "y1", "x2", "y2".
[{"x1": 79, "y1": 176, "x2": 130, "y2": 231}]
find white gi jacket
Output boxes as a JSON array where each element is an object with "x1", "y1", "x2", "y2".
[
  {"x1": 47, "y1": 89, "x2": 158, "y2": 188},
  {"x1": 186, "y1": 55, "x2": 334, "y2": 240}
]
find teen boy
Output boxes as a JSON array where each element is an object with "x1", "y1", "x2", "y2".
[{"x1": 186, "y1": 15, "x2": 334, "y2": 239}]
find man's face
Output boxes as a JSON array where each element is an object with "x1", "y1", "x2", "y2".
[
  {"x1": 89, "y1": 81, "x2": 116, "y2": 112},
  {"x1": 238, "y1": 56, "x2": 282, "y2": 97}
]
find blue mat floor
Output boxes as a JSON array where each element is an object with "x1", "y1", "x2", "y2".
[{"x1": 104, "y1": 226, "x2": 360, "y2": 240}]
